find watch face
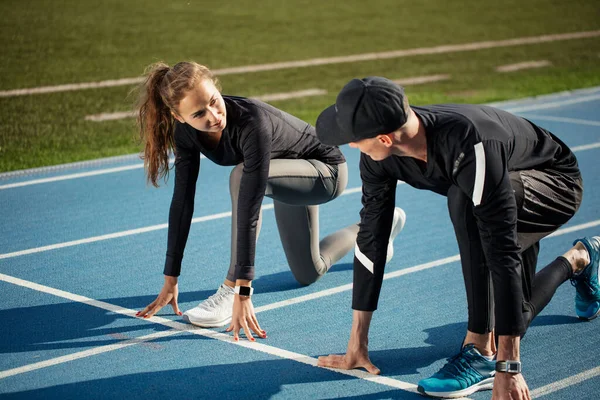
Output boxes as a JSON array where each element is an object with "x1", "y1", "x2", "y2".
[
  {"x1": 496, "y1": 361, "x2": 521, "y2": 374},
  {"x1": 508, "y1": 363, "x2": 520, "y2": 373},
  {"x1": 238, "y1": 286, "x2": 251, "y2": 296}
]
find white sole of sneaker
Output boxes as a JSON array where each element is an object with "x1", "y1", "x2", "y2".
[
  {"x1": 577, "y1": 305, "x2": 600, "y2": 321},
  {"x1": 182, "y1": 314, "x2": 232, "y2": 328},
  {"x1": 386, "y1": 207, "x2": 407, "y2": 263},
  {"x1": 417, "y1": 376, "x2": 494, "y2": 398}
]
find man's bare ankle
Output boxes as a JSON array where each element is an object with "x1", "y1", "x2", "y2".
[
  {"x1": 464, "y1": 332, "x2": 495, "y2": 356},
  {"x1": 565, "y1": 242, "x2": 590, "y2": 274}
]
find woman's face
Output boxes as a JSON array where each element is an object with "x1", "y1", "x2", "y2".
[{"x1": 174, "y1": 79, "x2": 227, "y2": 133}]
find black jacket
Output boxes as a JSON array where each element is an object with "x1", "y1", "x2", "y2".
[{"x1": 353, "y1": 103, "x2": 578, "y2": 335}]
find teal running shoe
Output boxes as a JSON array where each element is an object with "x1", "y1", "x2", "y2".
[
  {"x1": 571, "y1": 236, "x2": 600, "y2": 320},
  {"x1": 417, "y1": 344, "x2": 495, "y2": 398}
]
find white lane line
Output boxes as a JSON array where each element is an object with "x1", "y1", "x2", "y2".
[
  {"x1": 504, "y1": 93, "x2": 600, "y2": 113},
  {"x1": 0, "y1": 185, "x2": 371, "y2": 260},
  {"x1": 571, "y1": 142, "x2": 600, "y2": 152},
  {"x1": 0, "y1": 155, "x2": 184, "y2": 190},
  {"x1": 393, "y1": 74, "x2": 450, "y2": 86},
  {"x1": 84, "y1": 111, "x2": 135, "y2": 122},
  {"x1": 0, "y1": 164, "x2": 144, "y2": 190},
  {"x1": 0, "y1": 153, "x2": 143, "y2": 180},
  {"x1": 0, "y1": 329, "x2": 183, "y2": 379},
  {"x1": 0, "y1": 77, "x2": 147, "y2": 98},
  {"x1": 521, "y1": 114, "x2": 600, "y2": 127},
  {"x1": 495, "y1": 60, "x2": 551, "y2": 73},
  {"x1": 0, "y1": 209, "x2": 232, "y2": 260},
  {"x1": 1, "y1": 30, "x2": 599, "y2": 97},
  {"x1": 488, "y1": 86, "x2": 600, "y2": 109},
  {"x1": 84, "y1": 89, "x2": 328, "y2": 122},
  {"x1": 531, "y1": 366, "x2": 600, "y2": 398},
  {"x1": 256, "y1": 88, "x2": 326, "y2": 102},
  {"x1": 546, "y1": 219, "x2": 600, "y2": 238},
  {"x1": 1, "y1": 217, "x2": 598, "y2": 390},
  {"x1": 0, "y1": 273, "x2": 418, "y2": 393}
]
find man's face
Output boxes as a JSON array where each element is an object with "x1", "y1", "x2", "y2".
[{"x1": 348, "y1": 136, "x2": 392, "y2": 161}]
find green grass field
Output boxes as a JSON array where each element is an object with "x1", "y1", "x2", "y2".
[{"x1": 1, "y1": 0, "x2": 599, "y2": 172}]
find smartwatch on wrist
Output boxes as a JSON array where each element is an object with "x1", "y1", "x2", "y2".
[
  {"x1": 234, "y1": 285, "x2": 254, "y2": 297},
  {"x1": 495, "y1": 360, "x2": 522, "y2": 374}
]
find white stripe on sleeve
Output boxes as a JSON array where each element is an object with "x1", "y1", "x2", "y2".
[
  {"x1": 472, "y1": 142, "x2": 486, "y2": 206},
  {"x1": 354, "y1": 243, "x2": 374, "y2": 274}
]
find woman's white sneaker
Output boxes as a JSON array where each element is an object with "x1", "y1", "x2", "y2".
[{"x1": 182, "y1": 284, "x2": 235, "y2": 327}]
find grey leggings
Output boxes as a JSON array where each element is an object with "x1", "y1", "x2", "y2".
[{"x1": 226, "y1": 160, "x2": 359, "y2": 285}]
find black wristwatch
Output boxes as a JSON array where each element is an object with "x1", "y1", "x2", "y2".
[
  {"x1": 495, "y1": 360, "x2": 522, "y2": 374},
  {"x1": 234, "y1": 285, "x2": 254, "y2": 297}
]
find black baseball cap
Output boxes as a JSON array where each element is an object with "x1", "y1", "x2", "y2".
[{"x1": 316, "y1": 76, "x2": 408, "y2": 146}]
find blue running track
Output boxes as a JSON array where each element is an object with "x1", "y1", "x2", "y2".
[{"x1": 1, "y1": 88, "x2": 599, "y2": 399}]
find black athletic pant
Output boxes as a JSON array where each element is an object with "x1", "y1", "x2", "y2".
[{"x1": 448, "y1": 169, "x2": 583, "y2": 334}]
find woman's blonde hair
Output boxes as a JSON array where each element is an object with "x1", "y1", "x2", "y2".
[{"x1": 134, "y1": 61, "x2": 220, "y2": 186}]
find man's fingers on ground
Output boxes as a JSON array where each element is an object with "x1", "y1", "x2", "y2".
[
  {"x1": 317, "y1": 355, "x2": 347, "y2": 369},
  {"x1": 362, "y1": 361, "x2": 381, "y2": 375}
]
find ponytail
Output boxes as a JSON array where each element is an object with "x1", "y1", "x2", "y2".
[{"x1": 135, "y1": 62, "x2": 175, "y2": 187}]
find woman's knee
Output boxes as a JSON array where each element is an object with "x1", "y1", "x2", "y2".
[
  {"x1": 288, "y1": 256, "x2": 327, "y2": 286},
  {"x1": 291, "y1": 268, "x2": 321, "y2": 286}
]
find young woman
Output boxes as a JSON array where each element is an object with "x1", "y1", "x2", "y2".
[{"x1": 134, "y1": 61, "x2": 405, "y2": 341}]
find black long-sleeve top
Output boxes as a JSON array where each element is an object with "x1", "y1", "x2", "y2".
[
  {"x1": 163, "y1": 96, "x2": 345, "y2": 280},
  {"x1": 353, "y1": 104, "x2": 579, "y2": 336}
]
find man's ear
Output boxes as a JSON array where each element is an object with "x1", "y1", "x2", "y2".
[{"x1": 378, "y1": 134, "x2": 394, "y2": 147}]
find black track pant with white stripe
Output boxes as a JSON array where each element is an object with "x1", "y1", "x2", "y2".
[
  {"x1": 226, "y1": 160, "x2": 359, "y2": 285},
  {"x1": 448, "y1": 168, "x2": 583, "y2": 334}
]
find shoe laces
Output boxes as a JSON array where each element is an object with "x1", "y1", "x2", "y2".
[
  {"x1": 437, "y1": 350, "x2": 481, "y2": 385},
  {"x1": 570, "y1": 270, "x2": 600, "y2": 297},
  {"x1": 199, "y1": 286, "x2": 232, "y2": 310}
]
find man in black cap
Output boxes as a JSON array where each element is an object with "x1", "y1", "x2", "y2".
[{"x1": 315, "y1": 76, "x2": 599, "y2": 399}]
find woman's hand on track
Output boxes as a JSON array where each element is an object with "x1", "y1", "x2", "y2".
[
  {"x1": 136, "y1": 275, "x2": 182, "y2": 318},
  {"x1": 226, "y1": 295, "x2": 267, "y2": 341}
]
